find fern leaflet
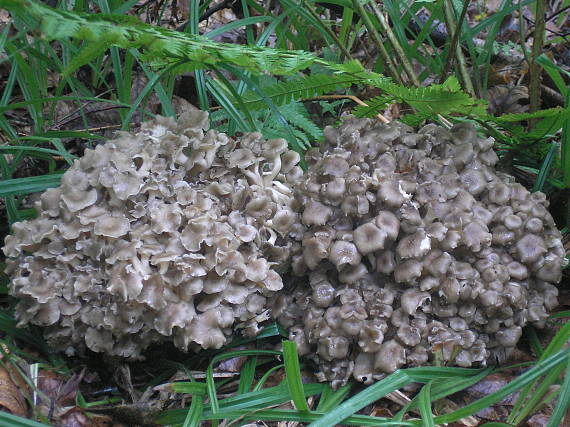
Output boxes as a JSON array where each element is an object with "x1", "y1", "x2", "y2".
[
  {"x1": 239, "y1": 73, "x2": 387, "y2": 110},
  {"x1": 3, "y1": 0, "x2": 317, "y2": 76}
]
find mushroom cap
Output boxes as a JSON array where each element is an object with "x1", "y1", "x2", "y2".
[
  {"x1": 329, "y1": 241, "x2": 361, "y2": 268},
  {"x1": 353, "y1": 222, "x2": 387, "y2": 254}
]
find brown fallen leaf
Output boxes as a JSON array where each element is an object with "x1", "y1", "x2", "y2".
[
  {"x1": 217, "y1": 354, "x2": 248, "y2": 372},
  {"x1": 527, "y1": 412, "x2": 552, "y2": 427},
  {"x1": 57, "y1": 407, "x2": 117, "y2": 427},
  {"x1": 0, "y1": 364, "x2": 28, "y2": 417},
  {"x1": 488, "y1": 85, "x2": 529, "y2": 115},
  {"x1": 38, "y1": 369, "x2": 82, "y2": 407}
]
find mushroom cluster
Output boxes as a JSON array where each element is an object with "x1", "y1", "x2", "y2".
[
  {"x1": 272, "y1": 117, "x2": 565, "y2": 387},
  {"x1": 3, "y1": 109, "x2": 303, "y2": 358}
]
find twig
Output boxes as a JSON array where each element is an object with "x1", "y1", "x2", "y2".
[
  {"x1": 523, "y1": 16, "x2": 570, "y2": 41},
  {"x1": 50, "y1": 104, "x2": 127, "y2": 130},
  {"x1": 302, "y1": 94, "x2": 390, "y2": 123},
  {"x1": 440, "y1": 0, "x2": 470, "y2": 84},
  {"x1": 442, "y1": 0, "x2": 475, "y2": 96},
  {"x1": 351, "y1": 0, "x2": 404, "y2": 85},
  {"x1": 367, "y1": 2, "x2": 420, "y2": 87},
  {"x1": 529, "y1": 0, "x2": 546, "y2": 124},
  {"x1": 438, "y1": 114, "x2": 453, "y2": 128}
]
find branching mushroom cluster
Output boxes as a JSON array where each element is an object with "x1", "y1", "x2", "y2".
[
  {"x1": 272, "y1": 117, "x2": 565, "y2": 387},
  {"x1": 3, "y1": 111, "x2": 565, "y2": 382},
  {"x1": 3, "y1": 109, "x2": 302, "y2": 358}
]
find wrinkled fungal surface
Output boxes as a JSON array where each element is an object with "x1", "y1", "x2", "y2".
[
  {"x1": 3, "y1": 109, "x2": 303, "y2": 358},
  {"x1": 272, "y1": 117, "x2": 565, "y2": 388}
]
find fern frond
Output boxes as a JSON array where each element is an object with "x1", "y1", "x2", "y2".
[
  {"x1": 354, "y1": 78, "x2": 485, "y2": 119},
  {"x1": 373, "y1": 81, "x2": 486, "y2": 115},
  {"x1": 353, "y1": 95, "x2": 393, "y2": 118},
  {"x1": 280, "y1": 103, "x2": 323, "y2": 141},
  {"x1": 399, "y1": 113, "x2": 432, "y2": 127},
  {"x1": 209, "y1": 100, "x2": 321, "y2": 148},
  {"x1": 63, "y1": 42, "x2": 108, "y2": 77},
  {"x1": 481, "y1": 107, "x2": 570, "y2": 144},
  {"x1": 4, "y1": 0, "x2": 317, "y2": 75},
  {"x1": 239, "y1": 73, "x2": 377, "y2": 110},
  {"x1": 488, "y1": 107, "x2": 569, "y2": 123}
]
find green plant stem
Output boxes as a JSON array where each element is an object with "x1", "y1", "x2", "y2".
[
  {"x1": 518, "y1": 1, "x2": 532, "y2": 69},
  {"x1": 351, "y1": 0, "x2": 403, "y2": 85},
  {"x1": 529, "y1": 0, "x2": 546, "y2": 123},
  {"x1": 367, "y1": 1, "x2": 420, "y2": 87},
  {"x1": 562, "y1": 84, "x2": 570, "y2": 188},
  {"x1": 300, "y1": 0, "x2": 353, "y2": 61},
  {"x1": 440, "y1": 0, "x2": 470, "y2": 84},
  {"x1": 442, "y1": 0, "x2": 475, "y2": 96}
]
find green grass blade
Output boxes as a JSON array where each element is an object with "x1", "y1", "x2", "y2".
[
  {"x1": 4, "y1": 41, "x2": 44, "y2": 132},
  {"x1": 169, "y1": 382, "x2": 208, "y2": 394},
  {"x1": 200, "y1": 408, "x2": 415, "y2": 426},
  {"x1": 208, "y1": 71, "x2": 256, "y2": 132},
  {"x1": 283, "y1": 340, "x2": 309, "y2": 412},
  {"x1": 395, "y1": 368, "x2": 492, "y2": 421},
  {"x1": 130, "y1": 49, "x2": 174, "y2": 117},
  {"x1": 0, "y1": 412, "x2": 52, "y2": 427},
  {"x1": 122, "y1": 62, "x2": 181, "y2": 128},
  {"x1": 0, "y1": 96, "x2": 129, "y2": 114},
  {"x1": 550, "y1": 311, "x2": 570, "y2": 320},
  {"x1": 548, "y1": 353, "x2": 570, "y2": 427},
  {"x1": 511, "y1": 363, "x2": 564, "y2": 425},
  {"x1": 112, "y1": 0, "x2": 140, "y2": 15},
  {"x1": 316, "y1": 383, "x2": 351, "y2": 412},
  {"x1": 187, "y1": 0, "x2": 208, "y2": 111},
  {"x1": 0, "y1": 173, "x2": 63, "y2": 197},
  {"x1": 0, "y1": 146, "x2": 77, "y2": 162},
  {"x1": 205, "y1": 349, "x2": 282, "y2": 414},
  {"x1": 237, "y1": 356, "x2": 257, "y2": 394},
  {"x1": 532, "y1": 141, "x2": 558, "y2": 192},
  {"x1": 418, "y1": 382, "x2": 434, "y2": 427},
  {"x1": 253, "y1": 364, "x2": 284, "y2": 391},
  {"x1": 158, "y1": 383, "x2": 324, "y2": 424},
  {"x1": 540, "y1": 319, "x2": 570, "y2": 358},
  {"x1": 182, "y1": 392, "x2": 205, "y2": 427},
  {"x1": 536, "y1": 54, "x2": 570, "y2": 97},
  {"x1": 308, "y1": 371, "x2": 411, "y2": 427},
  {"x1": 205, "y1": 16, "x2": 274, "y2": 40},
  {"x1": 427, "y1": 348, "x2": 570, "y2": 425}
]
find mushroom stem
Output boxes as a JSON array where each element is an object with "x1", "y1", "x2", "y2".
[
  {"x1": 263, "y1": 156, "x2": 282, "y2": 186},
  {"x1": 242, "y1": 163, "x2": 263, "y2": 186}
]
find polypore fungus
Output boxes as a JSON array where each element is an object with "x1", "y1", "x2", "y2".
[
  {"x1": 3, "y1": 108, "x2": 302, "y2": 358},
  {"x1": 272, "y1": 117, "x2": 565, "y2": 387}
]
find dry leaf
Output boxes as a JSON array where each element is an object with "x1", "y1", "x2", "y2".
[
  {"x1": 0, "y1": 365, "x2": 28, "y2": 417},
  {"x1": 488, "y1": 85, "x2": 529, "y2": 115},
  {"x1": 58, "y1": 408, "x2": 116, "y2": 427},
  {"x1": 37, "y1": 370, "x2": 79, "y2": 407}
]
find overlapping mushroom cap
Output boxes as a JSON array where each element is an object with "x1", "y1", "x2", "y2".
[
  {"x1": 3, "y1": 109, "x2": 302, "y2": 358},
  {"x1": 272, "y1": 117, "x2": 565, "y2": 387}
]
